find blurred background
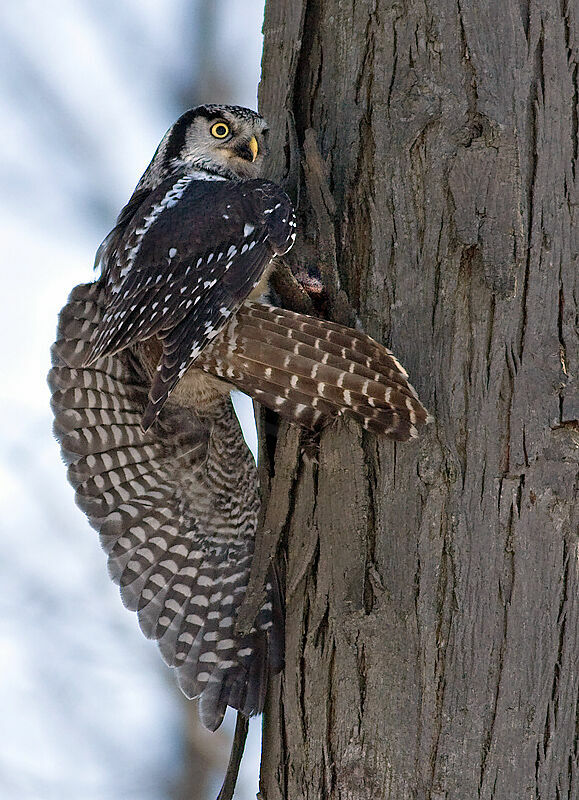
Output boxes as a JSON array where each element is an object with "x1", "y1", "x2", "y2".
[{"x1": 0, "y1": 2, "x2": 267, "y2": 798}]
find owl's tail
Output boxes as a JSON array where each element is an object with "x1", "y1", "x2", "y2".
[{"x1": 199, "y1": 301, "x2": 429, "y2": 439}]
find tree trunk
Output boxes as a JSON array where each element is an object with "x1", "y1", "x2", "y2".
[{"x1": 257, "y1": 1, "x2": 578, "y2": 798}]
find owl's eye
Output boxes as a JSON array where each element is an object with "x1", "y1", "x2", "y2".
[{"x1": 211, "y1": 122, "x2": 230, "y2": 139}]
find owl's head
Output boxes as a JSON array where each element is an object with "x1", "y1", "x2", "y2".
[{"x1": 138, "y1": 104, "x2": 269, "y2": 190}]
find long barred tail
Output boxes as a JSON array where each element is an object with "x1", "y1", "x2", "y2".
[
  {"x1": 199, "y1": 302, "x2": 429, "y2": 439},
  {"x1": 48, "y1": 282, "x2": 283, "y2": 731}
]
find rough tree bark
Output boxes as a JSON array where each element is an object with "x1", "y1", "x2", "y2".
[{"x1": 256, "y1": 1, "x2": 578, "y2": 798}]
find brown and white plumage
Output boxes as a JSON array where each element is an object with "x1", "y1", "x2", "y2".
[
  {"x1": 84, "y1": 105, "x2": 295, "y2": 430},
  {"x1": 49, "y1": 105, "x2": 428, "y2": 733},
  {"x1": 199, "y1": 302, "x2": 427, "y2": 438},
  {"x1": 50, "y1": 282, "x2": 283, "y2": 730}
]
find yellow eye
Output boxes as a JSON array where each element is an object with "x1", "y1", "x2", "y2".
[{"x1": 211, "y1": 122, "x2": 230, "y2": 139}]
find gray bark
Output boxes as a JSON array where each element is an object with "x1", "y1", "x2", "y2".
[{"x1": 257, "y1": 1, "x2": 578, "y2": 798}]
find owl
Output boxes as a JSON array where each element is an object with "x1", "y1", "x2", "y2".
[{"x1": 49, "y1": 105, "x2": 428, "y2": 732}]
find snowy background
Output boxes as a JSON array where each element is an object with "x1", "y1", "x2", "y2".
[{"x1": 0, "y1": 2, "x2": 266, "y2": 798}]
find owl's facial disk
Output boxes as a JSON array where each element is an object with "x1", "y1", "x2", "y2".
[{"x1": 181, "y1": 109, "x2": 269, "y2": 179}]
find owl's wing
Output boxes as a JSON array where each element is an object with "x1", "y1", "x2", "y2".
[
  {"x1": 49, "y1": 282, "x2": 283, "y2": 731},
  {"x1": 81, "y1": 177, "x2": 295, "y2": 428}
]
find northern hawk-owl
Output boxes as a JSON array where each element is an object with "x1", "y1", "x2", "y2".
[{"x1": 49, "y1": 105, "x2": 428, "y2": 731}]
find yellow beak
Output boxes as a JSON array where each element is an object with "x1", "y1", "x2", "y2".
[{"x1": 248, "y1": 135, "x2": 259, "y2": 162}]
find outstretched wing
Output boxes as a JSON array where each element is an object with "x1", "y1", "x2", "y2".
[
  {"x1": 83, "y1": 177, "x2": 295, "y2": 427},
  {"x1": 49, "y1": 282, "x2": 283, "y2": 731}
]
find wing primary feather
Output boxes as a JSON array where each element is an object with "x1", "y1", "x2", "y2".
[{"x1": 48, "y1": 281, "x2": 283, "y2": 730}]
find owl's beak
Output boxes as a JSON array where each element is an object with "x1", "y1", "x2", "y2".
[
  {"x1": 248, "y1": 135, "x2": 258, "y2": 162},
  {"x1": 234, "y1": 135, "x2": 259, "y2": 163}
]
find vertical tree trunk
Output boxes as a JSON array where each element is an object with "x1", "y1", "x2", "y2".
[{"x1": 257, "y1": 1, "x2": 578, "y2": 798}]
